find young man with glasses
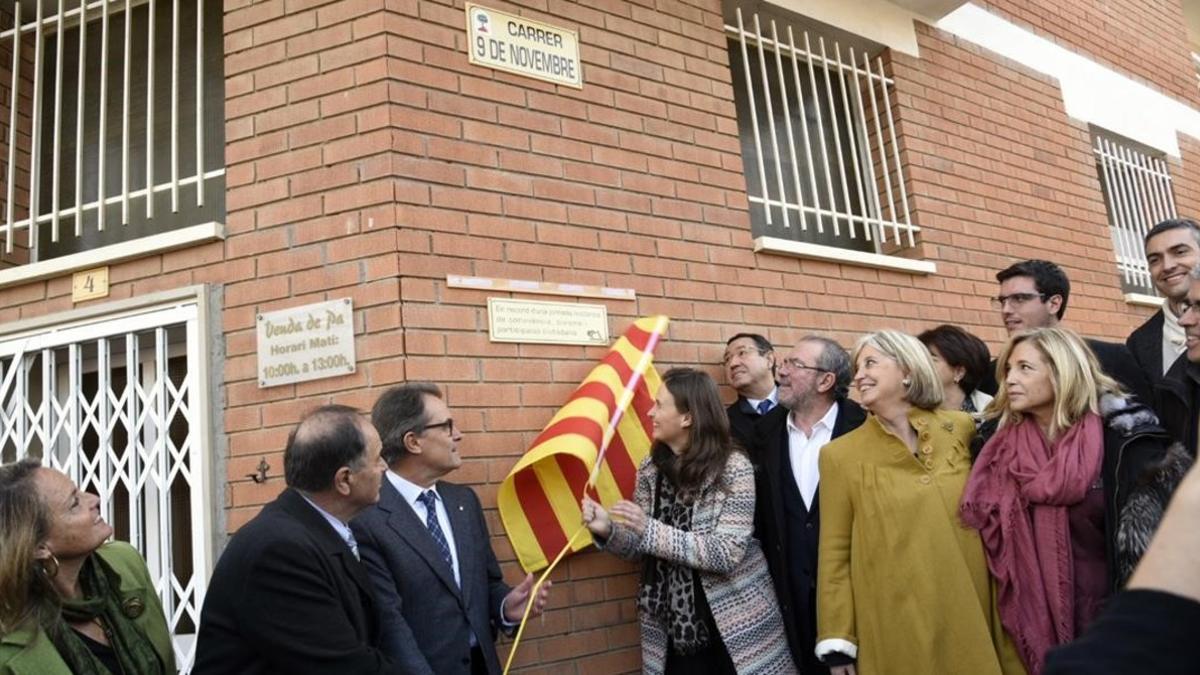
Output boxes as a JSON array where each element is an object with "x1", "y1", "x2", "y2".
[
  {"x1": 350, "y1": 383, "x2": 550, "y2": 675},
  {"x1": 979, "y1": 259, "x2": 1152, "y2": 404},
  {"x1": 1128, "y1": 219, "x2": 1200, "y2": 388},
  {"x1": 722, "y1": 332, "x2": 778, "y2": 447},
  {"x1": 748, "y1": 336, "x2": 865, "y2": 673}
]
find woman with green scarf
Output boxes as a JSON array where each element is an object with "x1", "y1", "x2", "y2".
[{"x1": 0, "y1": 458, "x2": 175, "y2": 675}]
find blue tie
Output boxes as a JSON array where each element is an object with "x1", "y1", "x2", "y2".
[
  {"x1": 756, "y1": 399, "x2": 773, "y2": 415},
  {"x1": 417, "y1": 490, "x2": 454, "y2": 573}
]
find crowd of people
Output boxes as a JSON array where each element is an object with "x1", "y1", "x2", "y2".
[{"x1": 4, "y1": 219, "x2": 1200, "y2": 674}]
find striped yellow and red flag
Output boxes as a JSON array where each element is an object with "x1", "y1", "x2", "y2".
[{"x1": 499, "y1": 315, "x2": 668, "y2": 572}]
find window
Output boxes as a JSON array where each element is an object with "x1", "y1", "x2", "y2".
[
  {"x1": 1093, "y1": 131, "x2": 1177, "y2": 296},
  {"x1": 0, "y1": 0, "x2": 224, "y2": 272},
  {"x1": 0, "y1": 299, "x2": 213, "y2": 671},
  {"x1": 726, "y1": 4, "x2": 919, "y2": 266}
]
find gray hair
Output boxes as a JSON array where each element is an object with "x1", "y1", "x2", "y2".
[
  {"x1": 799, "y1": 335, "x2": 852, "y2": 398},
  {"x1": 372, "y1": 383, "x2": 443, "y2": 465}
]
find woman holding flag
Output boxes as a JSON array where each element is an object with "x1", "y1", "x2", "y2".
[{"x1": 581, "y1": 367, "x2": 795, "y2": 675}]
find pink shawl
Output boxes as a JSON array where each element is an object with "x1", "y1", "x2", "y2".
[{"x1": 959, "y1": 413, "x2": 1104, "y2": 675}]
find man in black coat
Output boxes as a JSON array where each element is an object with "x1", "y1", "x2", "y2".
[
  {"x1": 722, "y1": 332, "x2": 778, "y2": 448},
  {"x1": 351, "y1": 383, "x2": 550, "y2": 675},
  {"x1": 749, "y1": 336, "x2": 866, "y2": 673},
  {"x1": 1127, "y1": 219, "x2": 1200, "y2": 389},
  {"x1": 980, "y1": 259, "x2": 1153, "y2": 404},
  {"x1": 194, "y1": 405, "x2": 395, "y2": 674},
  {"x1": 1158, "y1": 264, "x2": 1200, "y2": 456}
]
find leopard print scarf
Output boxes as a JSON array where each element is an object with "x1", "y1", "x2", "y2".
[{"x1": 638, "y1": 471, "x2": 710, "y2": 655}]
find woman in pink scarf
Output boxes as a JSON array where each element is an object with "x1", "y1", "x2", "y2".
[{"x1": 961, "y1": 327, "x2": 1184, "y2": 675}]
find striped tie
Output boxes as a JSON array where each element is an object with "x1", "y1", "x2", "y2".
[{"x1": 417, "y1": 490, "x2": 454, "y2": 572}]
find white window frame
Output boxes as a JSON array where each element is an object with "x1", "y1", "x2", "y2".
[
  {"x1": 0, "y1": 0, "x2": 225, "y2": 286},
  {"x1": 727, "y1": 6, "x2": 934, "y2": 275},
  {"x1": 1093, "y1": 132, "x2": 1178, "y2": 302}
]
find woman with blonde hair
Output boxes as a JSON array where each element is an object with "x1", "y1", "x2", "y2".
[
  {"x1": 816, "y1": 330, "x2": 1022, "y2": 675},
  {"x1": 961, "y1": 327, "x2": 1187, "y2": 675},
  {"x1": 0, "y1": 458, "x2": 175, "y2": 675},
  {"x1": 582, "y1": 367, "x2": 795, "y2": 674}
]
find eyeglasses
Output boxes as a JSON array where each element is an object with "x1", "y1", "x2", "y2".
[
  {"x1": 1179, "y1": 299, "x2": 1200, "y2": 316},
  {"x1": 721, "y1": 346, "x2": 766, "y2": 366},
  {"x1": 420, "y1": 418, "x2": 456, "y2": 435},
  {"x1": 778, "y1": 358, "x2": 829, "y2": 374},
  {"x1": 990, "y1": 292, "x2": 1048, "y2": 309}
]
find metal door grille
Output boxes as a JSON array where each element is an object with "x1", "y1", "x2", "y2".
[
  {"x1": 1094, "y1": 134, "x2": 1177, "y2": 294},
  {"x1": 0, "y1": 301, "x2": 208, "y2": 671}
]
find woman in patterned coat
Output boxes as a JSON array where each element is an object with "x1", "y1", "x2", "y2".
[{"x1": 582, "y1": 367, "x2": 796, "y2": 675}]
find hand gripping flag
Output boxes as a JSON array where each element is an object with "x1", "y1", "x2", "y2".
[{"x1": 499, "y1": 315, "x2": 668, "y2": 573}]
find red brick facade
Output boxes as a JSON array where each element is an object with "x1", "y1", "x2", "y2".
[{"x1": 1, "y1": 0, "x2": 1198, "y2": 672}]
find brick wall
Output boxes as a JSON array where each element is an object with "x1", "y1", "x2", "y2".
[
  {"x1": 2, "y1": 0, "x2": 1199, "y2": 673},
  {"x1": 980, "y1": 0, "x2": 1200, "y2": 108}
]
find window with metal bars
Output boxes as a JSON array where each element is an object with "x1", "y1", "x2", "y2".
[
  {"x1": 1092, "y1": 131, "x2": 1178, "y2": 296},
  {"x1": 0, "y1": 0, "x2": 224, "y2": 267},
  {"x1": 726, "y1": 5, "x2": 917, "y2": 257}
]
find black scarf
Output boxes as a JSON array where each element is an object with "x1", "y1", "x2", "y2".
[
  {"x1": 46, "y1": 554, "x2": 167, "y2": 675},
  {"x1": 638, "y1": 469, "x2": 710, "y2": 655}
]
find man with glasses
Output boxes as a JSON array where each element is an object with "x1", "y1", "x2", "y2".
[
  {"x1": 722, "y1": 332, "x2": 778, "y2": 447},
  {"x1": 979, "y1": 259, "x2": 1151, "y2": 403},
  {"x1": 350, "y1": 383, "x2": 550, "y2": 675},
  {"x1": 1128, "y1": 219, "x2": 1200, "y2": 388},
  {"x1": 1157, "y1": 264, "x2": 1200, "y2": 456},
  {"x1": 748, "y1": 336, "x2": 865, "y2": 673}
]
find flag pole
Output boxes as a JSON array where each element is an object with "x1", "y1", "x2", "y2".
[{"x1": 503, "y1": 316, "x2": 668, "y2": 674}]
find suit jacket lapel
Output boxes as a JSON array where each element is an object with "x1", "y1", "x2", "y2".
[
  {"x1": 766, "y1": 416, "x2": 789, "y2": 526},
  {"x1": 1131, "y1": 311, "x2": 1165, "y2": 380},
  {"x1": 381, "y1": 480, "x2": 464, "y2": 604},
  {"x1": 441, "y1": 484, "x2": 475, "y2": 610}
]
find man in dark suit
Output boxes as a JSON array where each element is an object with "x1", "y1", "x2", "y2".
[
  {"x1": 749, "y1": 336, "x2": 866, "y2": 673},
  {"x1": 1159, "y1": 264, "x2": 1200, "y2": 456},
  {"x1": 194, "y1": 405, "x2": 394, "y2": 674},
  {"x1": 1128, "y1": 219, "x2": 1200, "y2": 388},
  {"x1": 722, "y1": 332, "x2": 778, "y2": 448},
  {"x1": 979, "y1": 259, "x2": 1153, "y2": 403},
  {"x1": 351, "y1": 383, "x2": 550, "y2": 675}
]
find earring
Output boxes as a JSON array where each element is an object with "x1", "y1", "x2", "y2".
[
  {"x1": 38, "y1": 552, "x2": 60, "y2": 579},
  {"x1": 902, "y1": 378, "x2": 912, "y2": 387}
]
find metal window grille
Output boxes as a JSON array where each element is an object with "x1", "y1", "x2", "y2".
[
  {"x1": 0, "y1": 302, "x2": 210, "y2": 672},
  {"x1": 0, "y1": 0, "x2": 224, "y2": 265},
  {"x1": 1093, "y1": 134, "x2": 1177, "y2": 294},
  {"x1": 726, "y1": 7, "x2": 916, "y2": 254}
]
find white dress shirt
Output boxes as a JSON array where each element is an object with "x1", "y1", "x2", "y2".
[
  {"x1": 745, "y1": 387, "x2": 779, "y2": 414},
  {"x1": 787, "y1": 401, "x2": 839, "y2": 509},
  {"x1": 1162, "y1": 304, "x2": 1186, "y2": 374},
  {"x1": 299, "y1": 493, "x2": 359, "y2": 559},
  {"x1": 387, "y1": 470, "x2": 461, "y2": 588}
]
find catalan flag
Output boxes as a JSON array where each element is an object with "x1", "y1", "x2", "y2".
[{"x1": 499, "y1": 315, "x2": 668, "y2": 573}]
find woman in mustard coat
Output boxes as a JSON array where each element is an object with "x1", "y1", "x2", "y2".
[{"x1": 815, "y1": 330, "x2": 1023, "y2": 675}]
